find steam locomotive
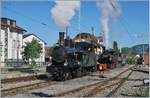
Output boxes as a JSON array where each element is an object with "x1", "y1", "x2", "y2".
[
  {"x1": 46, "y1": 42, "x2": 97, "y2": 81},
  {"x1": 46, "y1": 32, "x2": 122, "y2": 81},
  {"x1": 46, "y1": 32, "x2": 99, "y2": 80}
]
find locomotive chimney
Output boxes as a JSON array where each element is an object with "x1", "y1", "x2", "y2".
[
  {"x1": 59, "y1": 32, "x2": 65, "y2": 46},
  {"x1": 66, "y1": 27, "x2": 68, "y2": 39}
]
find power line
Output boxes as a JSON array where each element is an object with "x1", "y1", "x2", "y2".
[
  {"x1": 110, "y1": 1, "x2": 141, "y2": 47},
  {"x1": 2, "y1": 6, "x2": 51, "y2": 28},
  {"x1": 2, "y1": 6, "x2": 57, "y2": 46},
  {"x1": 2, "y1": 3, "x2": 95, "y2": 36}
]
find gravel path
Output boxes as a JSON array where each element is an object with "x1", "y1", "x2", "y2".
[
  {"x1": 3, "y1": 76, "x2": 103, "y2": 97},
  {"x1": 112, "y1": 70, "x2": 149, "y2": 97}
]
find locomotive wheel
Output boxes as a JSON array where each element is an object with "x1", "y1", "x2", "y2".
[
  {"x1": 63, "y1": 72, "x2": 70, "y2": 80},
  {"x1": 92, "y1": 65, "x2": 97, "y2": 72},
  {"x1": 50, "y1": 67, "x2": 63, "y2": 81},
  {"x1": 82, "y1": 68, "x2": 87, "y2": 76},
  {"x1": 71, "y1": 70, "x2": 78, "y2": 78},
  {"x1": 76, "y1": 67, "x2": 82, "y2": 77}
]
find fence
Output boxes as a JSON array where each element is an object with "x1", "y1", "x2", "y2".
[
  {"x1": 0, "y1": 61, "x2": 47, "y2": 74},
  {"x1": 0, "y1": 61, "x2": 46, "y2": 67}
]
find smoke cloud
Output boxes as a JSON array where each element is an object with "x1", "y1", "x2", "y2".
[
  {"x1": 51, "y1": 0, "x2": 80, "y2": 28},
  {"x1": 96, "y1": 0, "x2": 120, "y2": 48}
]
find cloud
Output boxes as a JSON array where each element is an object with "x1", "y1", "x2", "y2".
[{"x1": 51, "y1": 0, "x2": 80, "y2": 28}]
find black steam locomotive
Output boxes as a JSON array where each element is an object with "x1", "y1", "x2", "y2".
[
  {"x1": 46, "y1": 32, "x2": 122, "y2": 81},
  {"x1": 46, "y1": 42, "x2": 97, "y2": 81},
  {"x1": 98, "y1": 49, "x2": 121, "y2": 69}
]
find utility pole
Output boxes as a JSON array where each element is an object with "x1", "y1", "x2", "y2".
[
  {"x1": 140, "y1": 34, "x2": 145, "y2": 65},
  {"x1": 91, "y1": 26, "x2": 94, "y2": 36},
  {"x1": 142, "y1": 38, "x2": 144, "y2": 65},
  {"x1": 136, "y1": 34, "x2": 145, "y2": 65},
  {"x1": 78, "y1": 3, "x2": 81, "y2": 34}
]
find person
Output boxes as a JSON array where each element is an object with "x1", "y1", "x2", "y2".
[
  {"x1": 122, "y1": 55, "x2": 126, "y2": 66},
  {"x1": 117, "y1": 53, "x2": 122, "y2": 67},
  {"x1": 97, "y1": 51, "x2": 108, "y2": 78}
]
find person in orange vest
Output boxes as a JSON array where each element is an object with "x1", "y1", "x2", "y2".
[{"x1": 97, "y1": 50, "x2": 109, "y2": 78}]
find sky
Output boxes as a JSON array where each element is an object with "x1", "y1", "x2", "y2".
[{"x1": 1, "y1": 0, "x2": 149, "y2": 48}]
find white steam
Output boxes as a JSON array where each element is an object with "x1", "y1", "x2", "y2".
[
  {"x1": 96, "y1": 0, "x2": 120, "y2": 48},
  {"x1": 51, "y1": 0, "x2": 80, "y2": 28}
]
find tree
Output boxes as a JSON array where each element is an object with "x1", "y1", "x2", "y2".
[
  {"x1": 22, "y1": 39, "x2": 42, "y2": 65},
  {"x1": 113, "y1": 41, "x2": 119, "y2": 53},
  {"x1": 121, "y1": 47, "x2": 129, "y2": 54}
]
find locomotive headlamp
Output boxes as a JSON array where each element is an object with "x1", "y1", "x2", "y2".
[
  {"x1": 64, "y1": 61, "x2": 68, "y2": 66},
  {"x1": 77, "y1": 61, "x2": 81, "y2": 65}
]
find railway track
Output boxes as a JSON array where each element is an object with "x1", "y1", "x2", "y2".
[
  {"x1": 1, "y1": 73, "x2": 58, "y2": 97},
  {"x1": 1, "y1": 65, "x2": 137, "y2": 97},
  {"x1": 106, "y1": 70, "x2": 133, "y2": 97},
  {"x1": 1, "y1": 80, "x2": 57, "y2": 97},
  {"x1": 1, "y1": 74, "x2": 47, "y2": 84},
  {"x1": 51, "y1": 66, "x2": 135, "y2": 97},
  {"x1": 1, "y1": 72, "x2": 92, "y2": 97}
]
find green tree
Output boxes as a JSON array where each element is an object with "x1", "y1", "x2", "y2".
[
  {"x1": 121, "y1": 47, "x2": 129, "y2": 54},
  {"x1": 22, "y1": 39, "x2": 42, "y2": 65},
  {"x1": 113, "y1": 41, "x2": 119, "y2": 53}
]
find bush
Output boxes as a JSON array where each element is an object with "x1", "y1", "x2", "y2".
[
  {"x1": 127, "y1": 57, "x2": 136, "y2": 64},
  {"x1": 30, "y1": 61, "x2": 37, "y2": 69}
]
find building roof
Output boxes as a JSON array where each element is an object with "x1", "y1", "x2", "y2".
[
  {"x1": 1, "y1": 17, "x2": 26, "y2": 33},
  {"x1": 23, "y1": 33, "x2": 47, "y2": 45},
  {"x1": 73, "y1": 32, "x2": 98, "y2": 44},
  {"x1": 97, "y1": 36, "x2": 103, "y2": 41}
]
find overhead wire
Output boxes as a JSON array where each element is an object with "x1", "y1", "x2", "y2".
[
  {"x1": 2, "y1": 6, "x2": 50, "y2": 28},
  {"x1": 110, "y1": 1, "x2": 139, "y2": 47},
  {"x1": 2, "y1": 5, "x2": 78, "y2": 40},
  {"x1": 2, "y1": 2, "x2": 94, "y2": 35}
]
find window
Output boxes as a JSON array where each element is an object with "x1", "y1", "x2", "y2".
[
  {"x1": 12, "y1": 40, "x2": 15, "y2": 48},
  {"x1": 81, "y1": 35, "x2": 84, "y2": 39},
  {"x1": 13, "y1": 21, "x2": 16, "y2": 27},
  {"x1": 7, "y1": 20, "x2": 10, "y2": 25},
  {"x1": 17, "y1": 40, "x2": 20, "y2": 47},
  {"x1": 9, "y1": 33, "x2": 12, "y2": 38},
  {"x1": 0, "y1": 44, "x2": 2, "y2": 57}
]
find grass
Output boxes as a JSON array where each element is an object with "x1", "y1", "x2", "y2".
[{"x1": 143, "y1": 87, "x2": 149, "y2": 97}]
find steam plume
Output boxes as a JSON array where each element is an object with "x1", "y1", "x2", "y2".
[
  {"x1": 51, "y1": 0, "x2": 80, "y2": 28},
  {"x1": 96, "y1": 0, "x2": 120, "y2": 48}
]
